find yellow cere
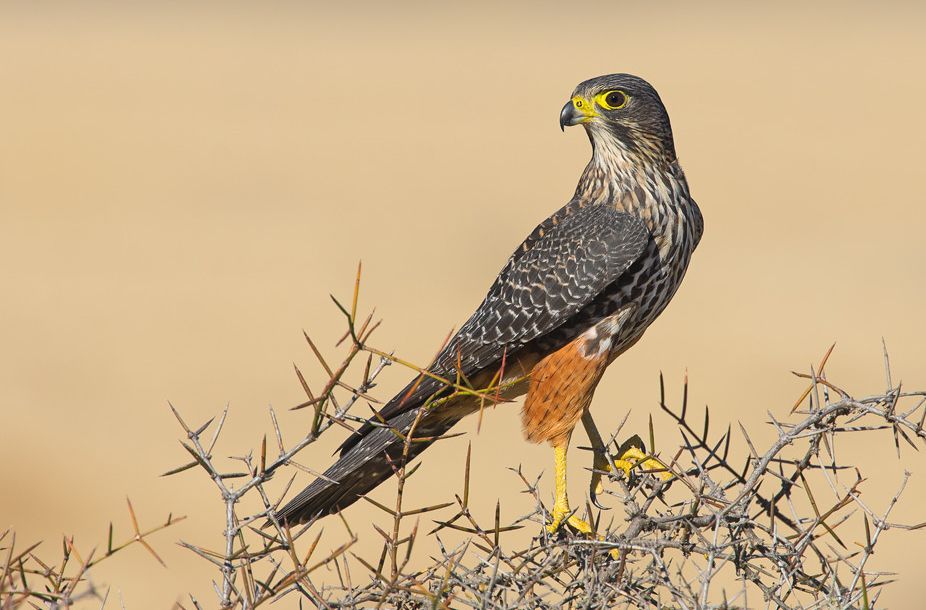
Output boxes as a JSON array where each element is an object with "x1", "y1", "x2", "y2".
[{"x1": 571, "y1": 95, "x2": 600, "y2": 121}]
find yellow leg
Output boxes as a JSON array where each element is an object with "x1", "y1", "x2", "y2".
[
  {"x1": 546, "y1": 442, "x2": 595, "y2": 535},
  {"x1": 545, "y1": 436, "x2": 622, "y2": 559}
]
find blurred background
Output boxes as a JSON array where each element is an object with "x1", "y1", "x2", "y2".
[{"x1": 2, "y1": 1, "x2": 924, "y2": 606}]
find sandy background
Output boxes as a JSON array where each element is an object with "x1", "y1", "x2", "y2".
[{"x1": 2, "y1": 1, "x2": 925, "y2": 607}]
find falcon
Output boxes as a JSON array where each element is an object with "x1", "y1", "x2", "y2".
[{"x1": 278, "y1": 74, "x2": 703, "y2": 535}]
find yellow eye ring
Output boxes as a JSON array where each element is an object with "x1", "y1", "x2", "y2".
[{"x1": 595, "y1": 90, "x2": 629, "y2": 111}]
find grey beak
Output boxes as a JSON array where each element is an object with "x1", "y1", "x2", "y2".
[{"x1": 559, "y1": 100, "x2": 579, "y2": 131}]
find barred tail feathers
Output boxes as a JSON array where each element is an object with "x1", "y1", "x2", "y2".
[{"x1": 275, "y1": 407, "x2": 463, "y2": 523}]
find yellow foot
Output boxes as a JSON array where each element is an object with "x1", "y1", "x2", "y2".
[
  {"x1": 546, "y1": 508, "x2": 620, "y2": 559},
  {"x1": 590, "y1": 436, "x2": 674, "y2": 500},
  {"x1": 546, "y1": 510, "x2": 594, "y2": 536}
]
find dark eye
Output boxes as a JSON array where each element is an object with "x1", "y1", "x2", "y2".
[{"x1": 600, "y1": 90, "x2": 628, "y2": 110}]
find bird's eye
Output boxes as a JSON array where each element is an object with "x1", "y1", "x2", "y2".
[{"x1": 597, "y1": 90, "x2": 628, "y2": 111}]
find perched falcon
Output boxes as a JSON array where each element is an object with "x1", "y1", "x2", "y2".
[{"x1": 278, "y1": 74, "x2": 703, "y2": 533}]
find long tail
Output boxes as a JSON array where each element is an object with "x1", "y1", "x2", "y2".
[{"x1": 274, "y1": 406, "x2": 464, "y2": 524}]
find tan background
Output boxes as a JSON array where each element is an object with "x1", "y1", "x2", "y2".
[{"x1": 2, "y1": 1, "x2": 925, "y2": 607}]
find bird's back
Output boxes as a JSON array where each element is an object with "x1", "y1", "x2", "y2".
[{"x1": 528, "y1": 159, "x2": 702, "y2": 362}]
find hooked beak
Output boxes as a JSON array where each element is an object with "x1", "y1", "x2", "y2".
[{"x1": 559, "y1": 96, "x2": 598, "y2": 131}]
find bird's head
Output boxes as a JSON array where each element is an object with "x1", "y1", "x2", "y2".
[{"x1": 560, "y1": 73, "x2": 676, "y2": 162}]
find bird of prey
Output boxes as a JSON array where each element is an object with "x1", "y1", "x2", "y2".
[{"x1": 278, "y1": 73, "x2": 703, "y2": 535}]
